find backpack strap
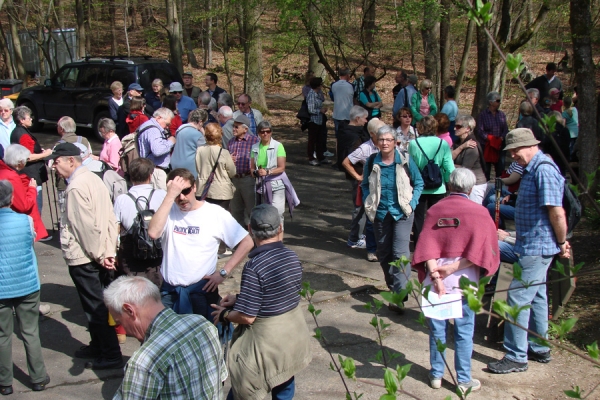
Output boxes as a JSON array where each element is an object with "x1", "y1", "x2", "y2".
[
  {"x1": 415, "y1": 139, "x2": 431, "y2": 163},
  {"x1": 126, "y1": 192, "x2": 149, "y2": 215},
  {"x1": 146, "y1": 189, "x2": 155, "y2": 210},
  {"x1": 432, "y1": 139, "x2": 443, "y2": 159},
  {"x1": 366, "y1": 153, "x2": 377, "y2": 177}
]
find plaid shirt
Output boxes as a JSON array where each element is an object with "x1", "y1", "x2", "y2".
[
  {"x1": 306, "y1": 89, "x2": 324, "y2": 125},
  {"x1": 114, "y1": 308, "x2": 227, "y2": 400},
  {"x1": 245, "y1": 110, "x2": 258, "y2": 135},
  {"x1": 514, "y1": 151, "x2": 564, "y2": 256},
  {"x1": 228, "y1": 134, "x2": 259, "y2": 175},
  {"x1": 476, "y1": 108, "x2": 508, "y2": 144},
  {"x1": 353, "y1": 76, "x2": 365, "y2": 98}
]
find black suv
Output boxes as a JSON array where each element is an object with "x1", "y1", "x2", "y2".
[{"x1": 16, "y1": 57, "x2": 182, "y2": 139}]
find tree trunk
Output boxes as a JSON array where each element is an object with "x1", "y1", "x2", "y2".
[
  {"x1": 36, "y1": 0, "x2": 46, "y2": 78},
  {"x1": 182, "y1": 0, "x2": 198, "y2": 67},
  {"x1": 129, "y1": 0, "x2": 138, "y2": 31},
  {"x1": 109, "y1": 0, "x2": 118, "y2": 55},
  {"x1": 55, "y1": 0, "x2": 64, "y2": 29},
  {"x1": 75, "y1": 0, "x2": 86, "y2": 58},
  {"x1": 421, "y1": 4, "x2": 441, "y2": 101},
  {"x1": 362, "y1": 0, "x2": 376, "y2": 50},
  {"x1": 124, "y1": 0, "x2": 131, "y2": 57},
  {"x1": 0, "y1": 21, "x2": 15, "y2": 79},
  {"x1": 439, "y1": 0, "x2": 451, "y2": 103},
  {"x1": 6, "y1": 0, "x2": 26, "y2": 83},
  {"x1": 570, "y1": 0, "x2": 597, "y2": 190},
  {"x1": 206, "y1": 0, "x2": 213, "y2": 66},
  {"x1": 84, "y1": 0, "x2": 92, "y2": 54},
  {"x1": 407, "y1": 21, "x2": 417, "y2": 74},
  {"x1": 472, "y1": 23, "x2": 491, "y2": 117},
  {"x1": 165, "y1": 0, "x2": 184, "y2": 73},
  {"x1": 307, "y1": 2, "x2": 326, "y2": 80},
  {"x1": 454, "y1": 18, "x2": 474, "y2": 104},
  {"x1": 243, "y1": 3, "x2": 267, "y2": 110}
]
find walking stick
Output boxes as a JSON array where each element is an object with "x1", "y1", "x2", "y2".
[
  {"x1": 44, "y1": 181, "x2": 56, "y2": 232},
  {"x1": 494, "y1": 177, "x2": 503, "y2": 230}
]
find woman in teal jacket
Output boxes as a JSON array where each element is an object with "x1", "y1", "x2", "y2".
[{"x1": 410, "y1": 79, "x2": 438, "y2": 122}]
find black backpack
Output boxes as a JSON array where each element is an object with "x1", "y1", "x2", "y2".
[
  {"x1": 537, "y1": 161, "x2": 582, "y2": 238},
  {"x1": 415, "y1": 139, "x2": 444, "y2": 190},
  {"x1": 125, "y1": 190, "x2": 163, "y2": 260}
]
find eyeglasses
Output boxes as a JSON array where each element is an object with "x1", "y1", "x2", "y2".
[
  {"x1": 0, "y1": 109, "x2": 11, "y2": 113},
  {"x1": 180, "y1": 186, "x2": 193, "y2": 196},
  {"x1": 259, "y1": 130, "x2": 272, "y2": 134},
  {"x1": 237, "y1": 102, "x2": 247, "y2": 106},
  {"x1": 455, "y1": 125, "x2": 463, "y2": 129},
  {"x1": 378, "y1": 138, "x2": 394, "y2": 143}
]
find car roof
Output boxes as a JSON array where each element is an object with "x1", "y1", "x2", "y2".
[{"x1": 65, "y1": 57, "x2": 171, "y2": 66}]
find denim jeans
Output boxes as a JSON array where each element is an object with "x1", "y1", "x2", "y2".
[
  {"x1": 364, "y1": 220, "x2": 377, "y2": 253},
  {"x1": 428, "y1": 298, "x2": 475, "y2": 384},
  {"x1": 36, "y1": 186, "x2": 43, "y2": 216},
  {"x1": 348, "y1": 181, "x2": 365, "y2": 243},
  {"x1": 372, "y1": 213, "x2": 413, "y2": 292},
  {"x1": 498, "y1": 241, "x2": 519, "y2": 264},
  {"x1": 226, "y1": 377, "x2": 295, "y2": 400},
  {"x1": 161, "y1": 279, "x2": 220, "y2": 323},
  {"x1": 503, "y1": 255, "x2": 554, "y2": 363},
  {"x1": 485, "y1": 191, "x2": 516, "y2": 229}
]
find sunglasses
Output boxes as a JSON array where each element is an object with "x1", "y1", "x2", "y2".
[
  {"x1": 494, "y1": 99, "x2": 501, "y2": 103},
  {"x1": 455, "y1": 125, "x2": 463, "y2": 129},
  {"x1": 424, "y1": 87, "x2": 432, "y2": 90},
  {"x1": 180, "y1": 186, "x2": 193, "y2": 196},
  {"x1": 237, "y1": 102, "x2": 247, "y2": 106},
  {"x1": 171, "y1": 91, "x2": 182, "y2": 94},
  {"x1": 259, "y1": 130, "x2": 272, "y2": 134}
]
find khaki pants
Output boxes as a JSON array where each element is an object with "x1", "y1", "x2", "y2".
[{"x1": 230, "y1": 176, "x2": 255, "y2": 228}]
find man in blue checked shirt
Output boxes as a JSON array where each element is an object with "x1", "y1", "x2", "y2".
[
  {"x1": 488, "y1": 128, "x2": 571, "y2": 375},
  {"x1": 105, "y1": 276, "x2": 227, "y2": 400}
]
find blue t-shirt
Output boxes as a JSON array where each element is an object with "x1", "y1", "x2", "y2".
[
  {"x1": 176, "y1": 96, "x2": 198, "y2": 123},
  {"x1": 441, "y1": 100, "x2": 458, "y2": 122}
]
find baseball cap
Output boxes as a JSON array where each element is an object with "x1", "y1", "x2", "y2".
[
  {"x1": 182, "y1": 71, "x2": 193, "y2": 77},
  {"x1": 44, "y1": 142, "x2": 81, "y2": 160},
  {"x1": 128, "y1": 83, "x2": 143, "y2": 92},
  {"x1": 250, "y1": 204, "x2": 281, "y2": 233},
  {"x1": 234, "y1": 114, "x2": 251, "y2": 127},
  {"x1": 169, "y1": 82, "x2": 184, "y2": 92},
  {"x1": 504, "y1": 128, "x2": 540, "y2": 150}
]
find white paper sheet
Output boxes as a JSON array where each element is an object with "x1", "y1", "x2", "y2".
[{"x1": 421, "y1": 291, "x2": 463, "y2": 321}]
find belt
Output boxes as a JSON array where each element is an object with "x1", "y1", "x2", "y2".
[{"x1": 234, "y1": 172, "x2": 252, "y2": 178}]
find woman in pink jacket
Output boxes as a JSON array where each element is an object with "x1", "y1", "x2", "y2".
[{"x1": 98, "y1": 118, "x2": 123, "y2": 176}]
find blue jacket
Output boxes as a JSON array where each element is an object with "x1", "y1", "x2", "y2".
[
  {"x1": 0, "y1": 208, "x2": 39, "y2": 299},
  {"x1": 176, "y1": 96, "x2": 198, "y2": 123}
]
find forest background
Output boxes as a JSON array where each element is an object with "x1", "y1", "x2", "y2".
[{"x1": 0, "y1": 0, "x2": 598, "y2": 186}]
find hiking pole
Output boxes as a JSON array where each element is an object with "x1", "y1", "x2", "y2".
[
  {"x1": 494, "y1": 177, "x2": 503, "y2": 230},
  {"x1": 44, "y1": 181, "x2": 56, "y2": 233}
]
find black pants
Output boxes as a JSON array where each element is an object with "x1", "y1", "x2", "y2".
[
  {"x1": 69, "y1": 262, "x2": 122, "y2": 360},
  {"x1": 307, "y1": 122, "x2": 325, "y2": 161},
  {"x1": 412, "y1": 193, "x2": 446, "y2": 244}
]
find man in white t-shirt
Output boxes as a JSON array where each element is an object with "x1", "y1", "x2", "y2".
[
  {"x1": 331, "y1": 68, "x2": 355, "y2": 137},
  {"x1": 148, "y1": 167, "x2": 254, "y2": 322},
  {"x1": 113, "y1": 158, "x2": 167, "y2": 288}
]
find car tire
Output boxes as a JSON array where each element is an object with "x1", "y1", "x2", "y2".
[
  {"x1": 22, "y1": 101, "x2": 44, "y2": 131},
  {"x1": 93, "y1": 110, "x2": 112, "y2": 141}
]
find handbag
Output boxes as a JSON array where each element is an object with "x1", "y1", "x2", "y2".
[
  {"x1": 483, "y1": 134, "x2": 503, "y2": 163},
  {"x1": 198, "y1": 147, "x2": 223, "y2": 201}
]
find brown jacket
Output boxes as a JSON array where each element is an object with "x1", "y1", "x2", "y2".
[{"x1": 60, "y1": 166, "x2": 118, "y2": 266}]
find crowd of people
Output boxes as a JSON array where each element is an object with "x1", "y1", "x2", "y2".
[{"x1": 0, "y1": 63, "x2": 576, "y2": 398}]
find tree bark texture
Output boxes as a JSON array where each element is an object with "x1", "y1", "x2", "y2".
[
  {"x1": 6, "y1": 0, "x2": 27, "y2": 83},
  {"x1": 362, "y1": 0, "x2": 376, "y2": 50},
  {"x1": 165, "y1": 0, "x2": 184, "y2": 73},
  {"x1": 421, "y1": 5, "x2": 441, "y2": 102},
  {"x1": 182, "y1": 0, "x2": 198, "y2": 67},
  {"x1": 0, "y1": 21, "x2": 15, "y2": 79},
  {"x1": 75, "y1": 0, "x2": 86, "y2": 58},
  {"x1": 570, "y1": 0, "x2": 597, "y2": 188},
  {"x1": 109, "y1": 0, "x2": 118, "y2": 55},
  {"x1": 472, "y1": 23, "x2": 491, "y2": 117},
  {"x1": 454, "y1": 18, "x2": 474, "y2": 105},
  {"x1": 307, "y1": 2, "x2": 326, "y2": 80},
  {"x1": 439, "y1": 0, "x2": 451, "y2": 103},
  {"x1": 243, "y1": 2, "x2": 267, "y2": 110}
]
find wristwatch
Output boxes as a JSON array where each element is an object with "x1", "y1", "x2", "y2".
[{"x1": 219, "y1": 268, "x2": 228, "y2": 278}]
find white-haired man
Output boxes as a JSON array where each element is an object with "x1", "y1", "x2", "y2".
[
  {"x1": 0, "y1": 98, "x2": 15, "y2": 155},
  {"x1": 104, "y1": 276, "x2": 226, "y2": 400},
  {"x1": 138, "y1": 108, "x2": 176, "y2": 171},
  {"x1": 232, "y1": 94, "x2": 263, "y2": 135},
  {"x1": 218, "y1": 106, "x2": 234, "y2": 149}
]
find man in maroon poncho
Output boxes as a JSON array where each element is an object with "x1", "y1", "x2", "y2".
[{"x1": 412, "y1": 167, "x2": 499, "y2": 396}]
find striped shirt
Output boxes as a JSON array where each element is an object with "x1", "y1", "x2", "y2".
[
  {"x1": 306, "y1": 89, "x2": 324, "y2": 125},
  {"x1": 234, "y1": 242, "x2": 302, "y2": 317},
  {"x1": 114, "y1": 308, "x2": 227, "y2": 400},
  {"x1": 228, "y1": 134, "x2": 259, "y2": 175}
]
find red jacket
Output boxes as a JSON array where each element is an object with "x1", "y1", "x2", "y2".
[
  {"x1": 126, "y1": 111, "x2": 149, "y2": 133},
  {"x1": 412, "y1": 193, "x2": 499, "y2": 282},
  {"x1": 0, "y1": 160, "x2": 48, "y2": 241}
]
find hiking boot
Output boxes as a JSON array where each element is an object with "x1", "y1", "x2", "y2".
[
  {"x1": 367, "y1": 252, "x2": 378, "y2": 262},
  {"x1": 429, "y1": 374, "x2": 442, "y2": 389},
  {"x1": 487, "y1": 356, "x2": 528, "y2": 374},
  {"x1": 457, "y1": 379, "x2": 481, "y2": 395},
  {"x1": 74, "y1": 345, "x2": 101, "y2": 359},
  {"x1": 32, "y1": 376, "x2": 50, "y2": 392},
  {"x1": 528, "y1": 349, "x2": 552, "y2": 363}
]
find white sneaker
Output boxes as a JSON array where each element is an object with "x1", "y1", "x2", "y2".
[
  {"x1": 39, "y1": 304, "x2": 51, "y2": 315},
  {"x1": 38, "y1": 235, "x2": 53, "y2": 242},
  {"x1": 458, "y1": 379, "x2": 481, "y2": 394},
  {"x1": 429, "y1": 374, "x2": 442, "y2": 389},
  {"x1": 323, "y1": 150, "x2": 334, "y2": 157},
  {"x1": 308, "y1": 160, "x2": 320, "y2": 166},
  {"x1": 313, "y1": 151, "x2": 317, "y2": 158}
]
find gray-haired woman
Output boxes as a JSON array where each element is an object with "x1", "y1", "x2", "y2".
[
  {"x1": 361, "y1": 125, "x2": 424, "y2": 311},
  {"x1": 451, "y1": 115, "x2": 487, "y2": 204}
]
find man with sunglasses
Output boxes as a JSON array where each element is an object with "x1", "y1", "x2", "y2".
[
  {"x1": 148, "y1": 168, "x2": 254, "y2": 322},
  {"x1": 233, "y1": 94, "x2": 263, "y2": 135},
  {"x1": 169, "y1": 82, "x2": 197, "y2": 123}
]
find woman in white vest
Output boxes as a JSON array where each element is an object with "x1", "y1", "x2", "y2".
[
  {"x1": 250, "y1": 121, "x2": 299, "y2": 228},
  {"x1": 361, "y1": 125, "x2": 424, "y2": 312}
]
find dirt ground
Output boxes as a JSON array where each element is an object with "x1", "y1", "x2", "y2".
[{"x1": 21, "y1": 93, "x2": 600, "y2": 399}]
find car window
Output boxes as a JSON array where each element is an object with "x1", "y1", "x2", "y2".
[
  {"x1": 78, "y1": 66, "x2": 109, "y2": 88},
  {"x1": 137, "y1": 64, "x2": 182, "y2": 92},
  {"x1": 109, "y1": 67, "x2": 135, "y2": 91},
  {"x1": 55, "y1": 67, "x2": 79, "y2": 88}
]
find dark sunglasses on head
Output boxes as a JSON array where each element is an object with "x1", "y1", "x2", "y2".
[{"x1": 180, "y1": 186, "x2": 193, "y2": 196}]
